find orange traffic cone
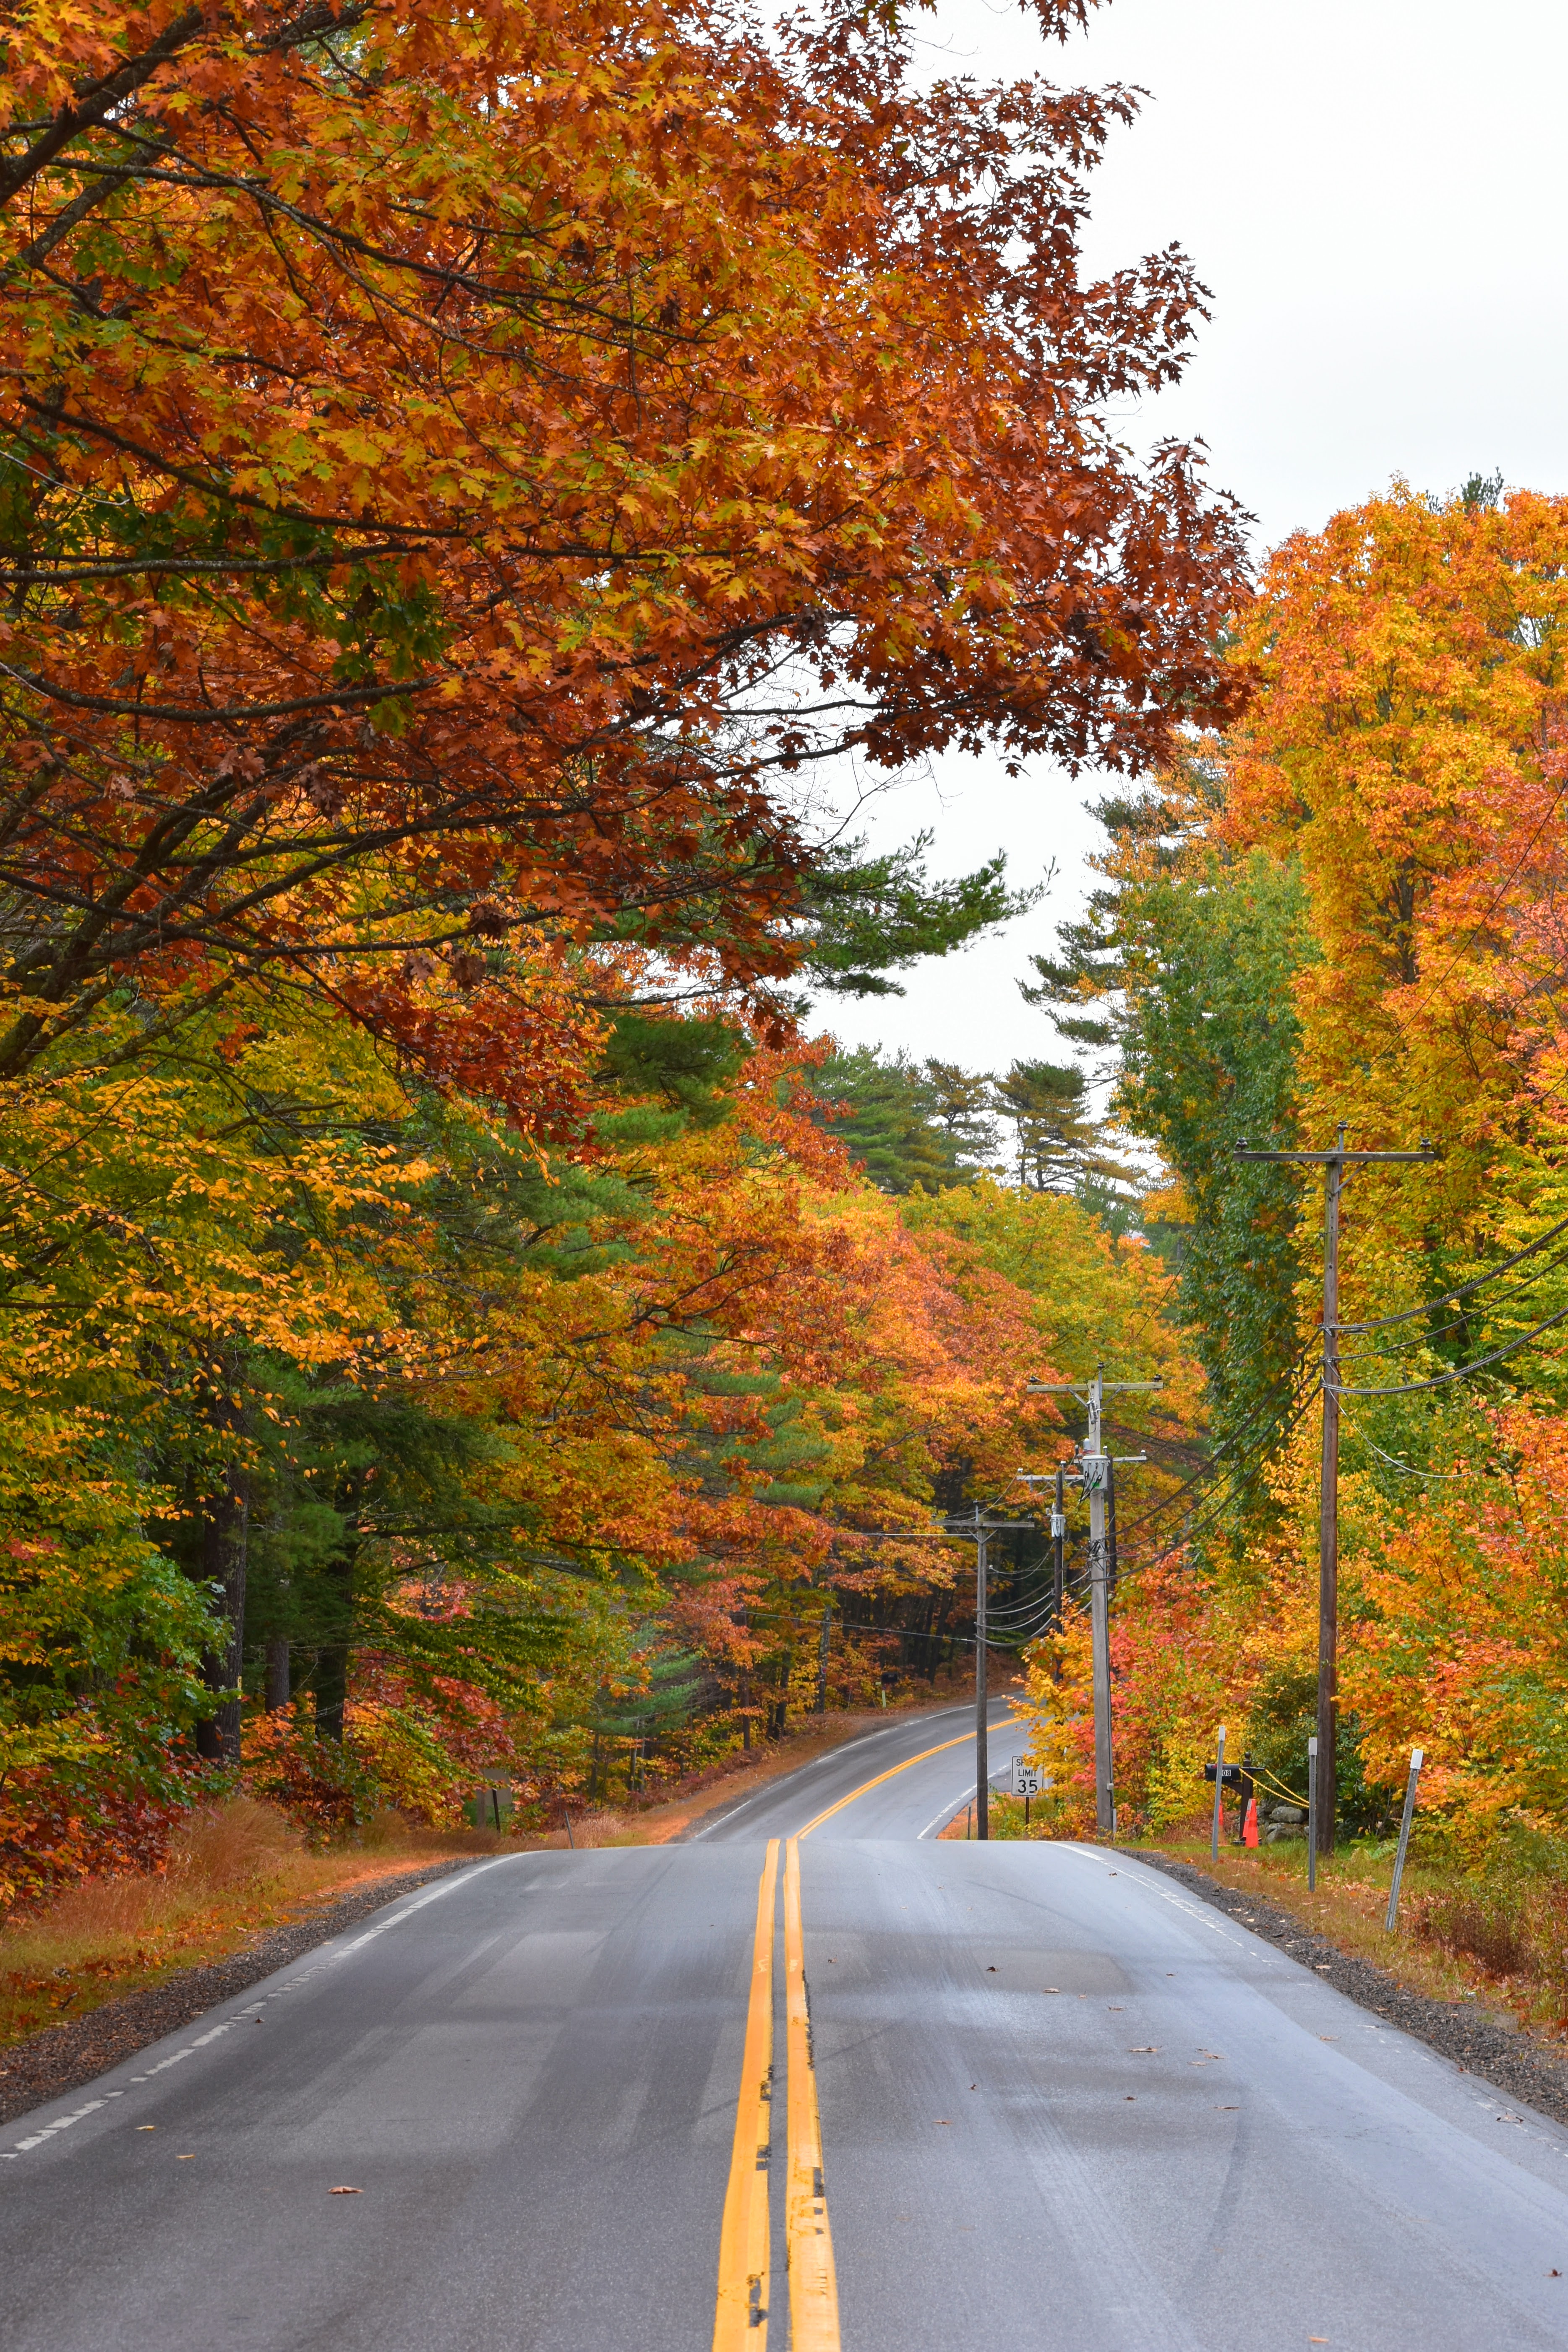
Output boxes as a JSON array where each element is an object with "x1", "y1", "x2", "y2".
[{"x1": 1243, "y1": 1797, "x2": 1259, "y2": 1848}]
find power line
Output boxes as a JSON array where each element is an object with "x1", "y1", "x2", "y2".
[
  {"x1": 1334, "y1": 1211, "x2": 1568, "y2": 1337},
  {"x1": 1334, "y1": 1237, "x2": 1568, "y2": 1361},
  {"x1": 1338, "y1": 1410, "x2": 1484, "y2": 1481},
  {"x1": 1106, "y1": 1356, "x2": 1318, "y2": 1549},
  {"x1": 1332, "y1": 1296, "x2": 1568, "y2": 1396},
  {"x1": 1109, "y1": 1374, "x2": 1325, "y2": 1572}
]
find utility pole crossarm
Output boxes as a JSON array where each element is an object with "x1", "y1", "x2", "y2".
[
  {"x1": 1029, "y1": 1379, "x2": 1164, "y2": 1392},
  {"x1": 1233, "y1": 1145, "x2": 1438, "y2": 1166},
  {"x1": 1234, "y1": 1150, "x2": 1435, "y2": 1165}
]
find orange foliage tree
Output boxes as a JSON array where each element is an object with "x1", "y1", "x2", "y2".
[
  {"x1": 0, "y1": 0, "x2": 1255, "y2": 1879},
  {"x1": 0, "y1": 0, "x2": 1247, "y2": 1116},
  {"x1": 1020, "y1": 482, "x2": 1568, "y2": 1848}
]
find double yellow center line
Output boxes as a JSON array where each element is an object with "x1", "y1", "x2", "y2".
[
  {"x1": 712, "y1": 1838, "x2": 840, "y2": 2351},
  {"x1": 714, "y1": 1840, "x2": 780, "y2": 2346},
  {"x1": 713, "y1": 1724, "x2": 993, "y2": 2348}
]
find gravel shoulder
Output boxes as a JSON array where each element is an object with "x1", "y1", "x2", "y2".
[
  {"x1": 1140, "y1": 1849, "x2": 1568, "y2": 2130},
  {"x1": 0, "y1": 1860, "x2": 467, "y2": 2128}
]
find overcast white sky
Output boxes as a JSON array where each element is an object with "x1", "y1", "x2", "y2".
[{"x1": 811, "y1": 0, "x2": 1568, "y2": 1075}]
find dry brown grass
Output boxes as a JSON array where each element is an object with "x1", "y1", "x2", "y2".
[
  {"x1": 0, "y1": 1688, "x2": 1009, "y2": 2050},
  {"x1": 0, "y1": 1799, "x2": 518, "y2": 2050}
]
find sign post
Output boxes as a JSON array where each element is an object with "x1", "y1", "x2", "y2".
[
  {"x1": 1384, "y1": 1746, "x2": 1425, "y2": 1931},
  {"x1": 1012, "y1": 1755, "x2": 1043, "y2": 1829},
  {"x1": 1210, "y1": 1725, "x2": 1226, "y2": 1862}
]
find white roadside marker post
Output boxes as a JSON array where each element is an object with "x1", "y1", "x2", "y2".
[
  {"x1": 1307, "y1": 1735, "x2": 1319, "y2": 1893},
  {"x1": 1385, "y1": 1746, "x2": 1425, "y2": 1931}
]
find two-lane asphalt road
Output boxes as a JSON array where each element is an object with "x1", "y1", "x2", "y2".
[{"x1": 4, "y1": 1703, "x2": 1568, "y2": 2349}]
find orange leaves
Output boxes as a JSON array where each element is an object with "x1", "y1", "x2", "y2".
[
  {"x1": 1340, "y1": 1407, "x2": 1568, "y2": 1830},
  {"x1": 0, "y1": 0, "x2": 1245, "y2": 1112},
  {"x1": 1224, "y1": 485, "x2": 1568, "y2": 1195}
]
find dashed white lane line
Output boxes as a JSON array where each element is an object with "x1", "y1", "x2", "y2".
[{"x1": 1, "y1": 1857, "x2": 514, "y2": 2165}]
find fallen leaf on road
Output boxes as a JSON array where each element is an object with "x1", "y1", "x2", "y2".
[
  {"x1": 1319, "y1": 2036, "x2": 1338, "y2": 2043},
  {"x1": 1129, "y1": 2046, "x2": 1159, "y2": 2054},
  {"x1": 1043, "y1": 1987, "x2": 1059, "y2": 1993},
  {"x1": 136, "y1": 2126, "x2": 156, "y2": 2133},
  {"x1": 177, "y1": 2154, "x2": 195, "y2": 2161},
  {"x1": 330, "y1": 2186, "x2": 363, "y2": 2195},
  {"x1": 934, "y1": 2120, "x2": 950, "y2": 2126}
]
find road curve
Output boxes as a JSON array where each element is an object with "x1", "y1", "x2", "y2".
[
  {"x1": 3, "y1": 1713, "x2": 1568, "y2": 2350},
  {"x1": 690, "y1": 1699, "x2": 1028, "y2": 1844}
]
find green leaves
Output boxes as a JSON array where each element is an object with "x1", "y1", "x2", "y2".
[{"x1": 792, "y1": 831, "x2": 1037, "y2": 1000}]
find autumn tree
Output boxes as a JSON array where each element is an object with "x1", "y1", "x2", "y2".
[
  {"x1": 0, "y1": 0, "x2": 1247, "y2": 1124},
  {"x1": 1017, "y1": 481, "x2": 1568, "y2": 1845}
]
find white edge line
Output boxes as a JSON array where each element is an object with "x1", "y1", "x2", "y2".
[
  {"x1": 1051, "y1": 1845, "x2": 1264, "y2": 1951},
  {"x1": 686, "y1": 1707, "x2": 989, "y2": 1840},
  {"x1": 1, "y1": 1856, "x2": 516, "y2": 2162}
]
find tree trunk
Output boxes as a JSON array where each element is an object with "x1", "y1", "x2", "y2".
[
  {"x1": 314, "y1": 1640, "x2": 348, "y2": 1741},
  {"x1": 313, "y1": 1544, "x2": 357, "y2": 1741},
  {"x1": 264, "y1": 1637, "x2": 290, "y2": 1711},
  {"x1": 197, "y1": 1466, "x2": 248, "y2": 1765}
]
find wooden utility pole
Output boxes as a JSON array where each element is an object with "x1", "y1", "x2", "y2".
[
  {"x1": 1028, "y1": 1370, "x2": 1161, "y2": 1837},
  {"x1": 973, "y1": 1509, "x2": 990, "y2": 1837},
  {"x1": 849, "y1": 1511, "x2": 1033, "y2": 1840},
  {"x1": 950, "y1": 1505, "x2": 1035, "y2": 1839},
  {"x1": 1053, "y1": 1463, "x2": 1067, "y2": 1624},
  {"x1": 1235, "y1": 1129, "x2": 1435, "y2": 1857}
]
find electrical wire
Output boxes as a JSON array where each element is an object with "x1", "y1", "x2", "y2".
[
  {"x1": 1108, "y1": 1375, "x2": 1326, "y2": 1574},
  {"x1": 1108, "y1": 1359, "x2": 1320, "y2": 1550},
  {"x1": 1041, "y1": 1378, "x2": 1324, "y2": 1620},
  {"x1": 981, "y1": 1581, "x2": 1059, "y2": 1626},
  {"x1": 1332, "y1": 1297, "x2": 1568, "y2": 1396},
  {"x1": 1336, "y1": 1247, "x2": 1568, "y2": 1361},
  {"x1": 986, "y1": 1607, "x2": 1061, "y2": 1650},
  {"x1": 1339, "y1": 1410, "x2": 1482, "y2": 1480},
  {"x1": 1333, "y1": 1213, "x2": 1568, "y2": 1337}
]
